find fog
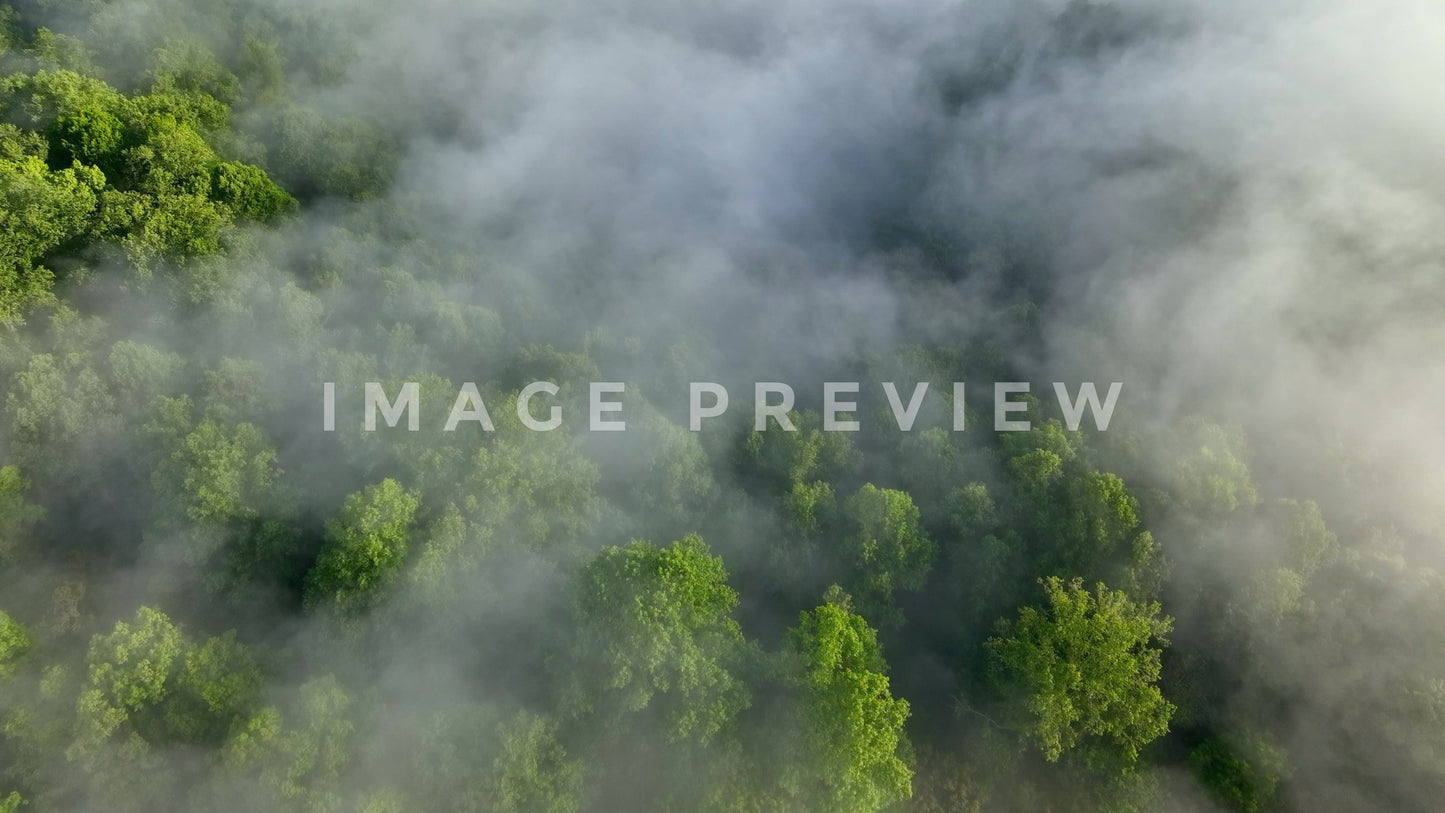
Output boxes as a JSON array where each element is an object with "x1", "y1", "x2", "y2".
[{"x1": 2, "y1": 0, "x2": 1444, "y2": 810}]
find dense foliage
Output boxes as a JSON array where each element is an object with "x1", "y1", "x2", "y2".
[{"x1": 0, "y1": 2, "x2": 1438, "y2": 812}]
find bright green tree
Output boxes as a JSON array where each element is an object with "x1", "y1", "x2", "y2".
[
  {"x1": 986, "y1": 577, "x2": 1174, "y2": 763},
  {"x1": 784, "y1": 587, "x2": 913, "y2": 812},
  {"x1": 0, "y1": 609, "x2": 32, "y2": 680},
  {"x1": 0, "y1": 153, "x2": 103, "y2": 321},
  {"x1": 305, "y1": 479, "x2": 422, "y2": 613}
]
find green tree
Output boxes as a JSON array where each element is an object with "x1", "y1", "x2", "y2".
[
  {"x1": 107, "y1": 340, "x2": 185, "y2": 414},
  {"x1": 458, "y1": 422, "x2": 600, "y2": 555},
  {"x1": 1189, "y1": 730, "x2": 1287, "y2": 813},
  {"x1": 0, "y1": 66, "x2": 292, "y2": 288},
  {"x1": 784, "y1": 587, "x2": 913, "y2": 812},
  {"x1": 740, "y1": 409, "x2": 860, "y2": 493},
  {"x1": 67, "y1": 606, "x2": 260, "y2": 811},
  {"x1": 0, "y1": 465, "x2": 44, "y2": 563},
  {"x1": 0, "y1": 610, "x2": 32, "y2": 680},
  {"x1": 842, "y1": 484, "x2": 935, "y2": 625},
  {"x1": 0, "y1": 153, "x2": 103, "y2": 321},
  {"x1": 1171, "y1": 419, "x2": 1259, "y2": 519},
  {"x1": 269, "y1": 106, "x2": 396, "y2": 200},
  {"x1": 4, "y1": 348, "x2": 117, "y2": 481},
  {"x1": 785, "y1": 479, "x2": 836, "y2": 537},
  {"x1": 491, "y1": 712, "x2": 583, "y2": 813},
  {"x1": 306, "y1": 479, "x2": 422, "y2": 613},
  {"x1": 221, "y1": 675, "x2": 355, "y2": 813},
  {"x1": 155, "y1": 418, "x2": 279, "y2": 526},
  {"x1": 211, "y1": 160, "x2": 296, "y2": 221},
  {"x1": 986, "y1": 577, "x2": 1174, "y2": 763},
  {"x1": 1042, "y1": 471, "x2": 1143, "y2": 578},
  {"x1": 572, "y1": 535, "x2": 750, "y2": 743}
]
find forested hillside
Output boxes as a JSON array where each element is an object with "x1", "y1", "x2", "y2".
[{"x1": 2, "y1": 1, "x2": 1443, "y2": 811}]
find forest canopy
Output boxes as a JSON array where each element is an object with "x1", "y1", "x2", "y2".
[{"x1": 1, "y1": 1, "x2": 1443, "y2": 812}]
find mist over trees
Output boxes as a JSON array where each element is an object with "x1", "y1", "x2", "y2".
[{"x1": 2, "y1": 0, "x2": 1443, "y2": 811}]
